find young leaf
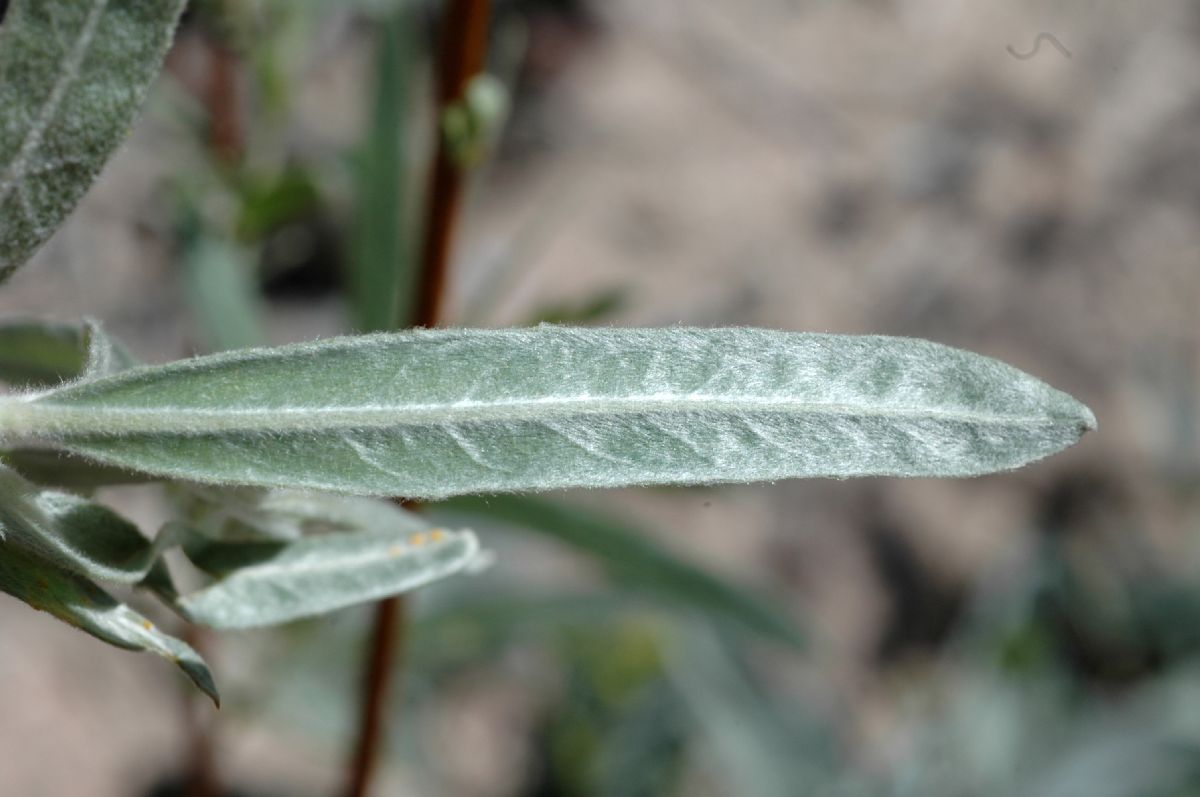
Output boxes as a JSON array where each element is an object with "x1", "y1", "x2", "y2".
[
  {"x1": 0, "y1": 540, "x2": 218, "y2": 705},
  {"x1": 0, "y1": 327, "x2": 1095, "y2": 497},
  {"x1": 0, "y1": 462, "x2": 169, "y2": 583},
  {"x1": 440, "y1": 494, "x2": 806, "y2": 649},
  {"x1": 0, "y1": 0, "x2": 187, "y2": 281},
  {"x1": 175, "y1": 525, "x2": 482, "y2": 630}
]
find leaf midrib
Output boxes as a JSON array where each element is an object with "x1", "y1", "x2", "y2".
[{"x1": 4, "y1": 393, "x2": 1079, "y2": 438}]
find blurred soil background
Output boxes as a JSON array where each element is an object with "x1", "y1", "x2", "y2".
[{"x1": 2, "y1": 0, "x2": 1200, "y2": 794}]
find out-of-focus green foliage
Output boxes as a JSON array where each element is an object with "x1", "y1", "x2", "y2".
[
  {"x1": 350, "y1": 5, "x2": 420, "y2": 332},
  {"x1": 440, "y1": 493, "x2": 805, "y2": 648},
  {"x1": 182, "y1": 234, "x2": 266, "y2": 353}
]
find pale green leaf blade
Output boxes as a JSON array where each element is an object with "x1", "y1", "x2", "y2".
[
  {"x1": 176, "y1": 526, "x2": 482, "y2": 630},
  {"x1": 0, "y1": 0, "x2": 187, "y2": 280},
  {"x1": 440, "y1": 494, "x2": 806, "y2": 648},
  {"x1": 0, "y1": 462, "x2": 167, "y2": 582},
  {"x1": 0, "y1": 540, "x2": 218, "y2": 704},
  {"x1": 3, "y1": 328, "x2": 1095, "y2": 497}
]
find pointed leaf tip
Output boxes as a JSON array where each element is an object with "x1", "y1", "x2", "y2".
[{"x1": 0, "y1": 541, "x2": 218, "y2": 704}]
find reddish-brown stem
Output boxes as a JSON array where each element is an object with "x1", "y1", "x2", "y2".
[
  {"x1": 342, "y1": 2, "x2": 492, "y2": 796},
  {"x1": 412, "y1": 0, "x2": 492, "y2": 327},
  {"x1": 342, "y1": 593, "x2": 411, "y2": 797},
  {"x1": 204, "y1": 38, "x2": 243, "y2": 167}
]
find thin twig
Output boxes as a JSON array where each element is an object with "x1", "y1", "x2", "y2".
[
  {"x1": 342, "y1": 593, "x2": 411, "y2": 797},
  {"x1": 342, "y1": 2, "x2": 492, "y2": 795},
  {"x1": 412, "y1": 0, "x2": 493, "y2": 328},
  {"x1": 204, "y1": 39, "x2": 243, "y2": 166}
]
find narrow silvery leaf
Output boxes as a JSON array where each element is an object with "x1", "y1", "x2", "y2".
[
  {"x1": 0, "y1": 540, "x2": 218, "y2": 704},
  {"x1": 0, "y1": 462, "x2": 167, "y2": 582},
  {"x1": 0, "y1": 0, "x2": 187, "y2": 280},
  {"x1": 176, "y1": 525, "x2": 482, "y2": 630},
  {"x1": 0, "y1": 327, "x2": 1096, "y2": 498}
]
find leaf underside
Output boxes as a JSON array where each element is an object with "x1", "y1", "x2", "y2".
[
  {"x1": 0, "y1": 0, "x2": 186, "y2": 281},
  {"x1": 0, "y1": 462, "x2": 167, "y2": 583},
  {"x1": 0, "y1": 540, "x2": 219, "y2": 704},
  {"x1": 5, "y1": 327, "x2": 1095, "y2": 498},
  {"x1": 177, "y1": 524, "x2": 481, "y2": 630}
]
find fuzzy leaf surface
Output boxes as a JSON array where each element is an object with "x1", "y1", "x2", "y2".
[
  {"x1": 0, "y1": 462, "x2": 166, "y2": 582},
  {"x1": 0, "y1": 327, "x2": 1095, "y2": 497},
  {"x1": 176, "y1": 525, "x2": 481, "y2": 629},
  {"x1": 0, "y1": 0, "x2": 186, "y2": 280},
  {"x1": 0, "y1": 540, "x2": 218, "y2": 704}
]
